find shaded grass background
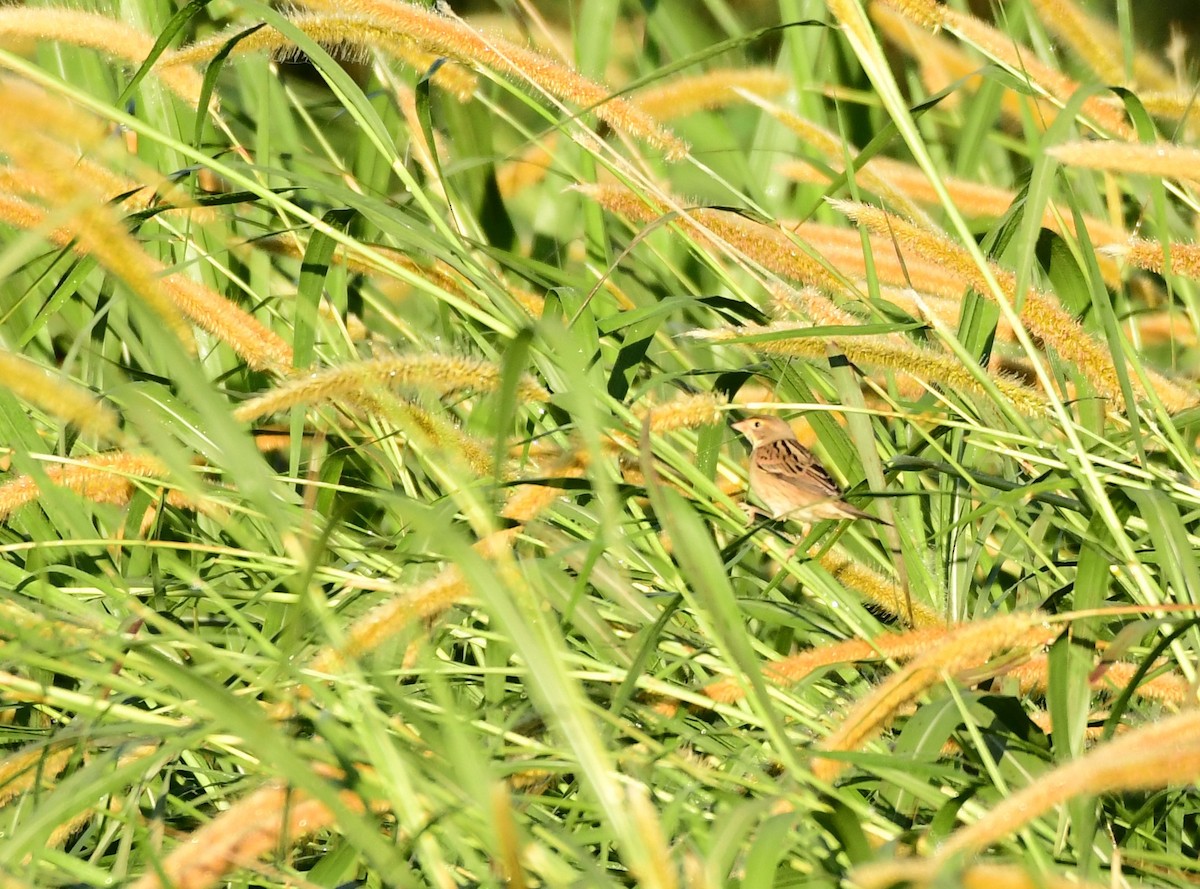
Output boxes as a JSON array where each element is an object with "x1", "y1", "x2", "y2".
[{"x1": 2, "y1": 0, "x2": 1200, "y2": 886}]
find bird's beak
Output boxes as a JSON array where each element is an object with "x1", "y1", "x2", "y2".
[{"x1": 731, "y1": 418, "x2": 752, "y2": 434}]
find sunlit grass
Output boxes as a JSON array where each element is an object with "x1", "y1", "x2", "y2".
[{"x1": 2, "y1": 0, "x2": 1200, "y2": 886}]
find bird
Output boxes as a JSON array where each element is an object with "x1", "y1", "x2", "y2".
[{"x1": 732, "y1": 415, "x2": 888, "y2": 527}]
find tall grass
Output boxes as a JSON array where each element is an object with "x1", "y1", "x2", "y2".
[{"x1": 2, "y1": 0, "x2": 1200, "y2": 886}]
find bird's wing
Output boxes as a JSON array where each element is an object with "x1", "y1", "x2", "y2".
[{"x1": 755, "y1": 439, "x2": 843, "y2": 499}]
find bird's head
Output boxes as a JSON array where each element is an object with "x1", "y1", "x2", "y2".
[{"x1": 732, "y1": 415, "x2": 796, "y2": 446}]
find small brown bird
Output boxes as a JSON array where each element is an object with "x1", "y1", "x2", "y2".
[{"x1": 733, "y1": 415, "x2": 887, "y2": 526}]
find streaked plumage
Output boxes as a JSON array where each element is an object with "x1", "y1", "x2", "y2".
[{"x1": 732, "y1": 415, "x2": 887, "y2": 526}]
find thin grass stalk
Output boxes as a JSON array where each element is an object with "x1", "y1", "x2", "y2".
[
  {"x1": 390, "y1": 81, "x2": 452, "y2": 189},
  {"x1": 942, "y1": 5, "x2": 1135, "y2": 138}
]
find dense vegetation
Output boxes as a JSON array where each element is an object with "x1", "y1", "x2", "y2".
[{"x1": 2, "y1": 0, "x2": 1200, "y2": 886}]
